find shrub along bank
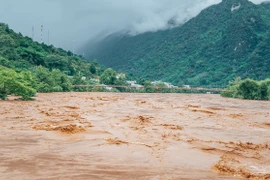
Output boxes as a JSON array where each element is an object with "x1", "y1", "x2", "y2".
[{"x1": 221, "y1": 77, "x2": 270, "y2": 100}]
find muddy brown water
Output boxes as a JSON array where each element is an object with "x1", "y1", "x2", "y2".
[{"x1": 0, "y1": 93, "x2": 269, "y2": 180}]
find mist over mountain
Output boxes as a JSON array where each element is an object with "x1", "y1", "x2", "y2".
[
  {"x1": 0, "y1": 0, "x2": 267, "y2": 50},
  {"x1": 83, "y1": 0, "x2": 270, "y2": 86}
]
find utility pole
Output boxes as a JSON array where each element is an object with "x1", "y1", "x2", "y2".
[
  {"x1": 72, "y1": 40, "x2": 75, "y2": 56},
  {"x1": 48, "y1": 30, "x2": 50, "y2": 45},
  {"x1": 32, "y1": 26, "x2": 34, "y2": 40},
  {"x1": 41, "y1": 25, "x2": 43, "y2": 43}
]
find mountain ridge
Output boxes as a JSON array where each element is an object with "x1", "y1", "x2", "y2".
[{"x1": 83, "y1": 0, "x2": 270, "y2": 86}]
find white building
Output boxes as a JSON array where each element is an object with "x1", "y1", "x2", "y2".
[
  {"x1": 151, "y1": 81, "x2": 178, "y2": 88},
  {"x1": 183, "y1": 85, "x2": 191, "y2": 89},
  {"x1": 127, "y1": 81, "x2": 144, "y2": 88}
]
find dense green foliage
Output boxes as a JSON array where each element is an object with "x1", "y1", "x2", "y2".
[
  {"x1": 221, "y1": 77, "x2": 270, "y2": 100},
  {"x1": 0, "y1": 66, "x2": 36, "y2": 100},
  {"x1": 0, "y1": 22, "x2": 109, "y2": 99},
  {"x1": 100, "y1": 68, "x2": 118, "y2": 85},
  {"x1": 32, "y1": 66, "x2": 73, "y2": 93},
  {"x1": 100, "y1": 68, "x2": 127, "y2": 86},
  {"x1": 84, "y1": 0, "x2": 270, "y2": 87},
  {"x1": 0, "y1": 23, "x2": 103, "y2": 76}
]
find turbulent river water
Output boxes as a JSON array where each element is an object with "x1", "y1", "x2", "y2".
[{"x1": 0, "y1": 93, "x2": 269, "y2": 179}]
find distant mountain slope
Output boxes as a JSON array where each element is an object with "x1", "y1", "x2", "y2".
[{"x1": 83, "y1": 0, "x2": 270, "y2": 86}]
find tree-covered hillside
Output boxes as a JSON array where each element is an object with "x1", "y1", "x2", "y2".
[
  {"x1": 84, "y1": 0, "x2": 270, "y2": 87},
  {"x1": 0, "y1": 23, "x2": 103, "y2": 77},
  {"x1": 0, "y1": 22, "x2": 116, "y2": 99}
]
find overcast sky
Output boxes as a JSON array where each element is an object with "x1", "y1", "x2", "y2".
[{"x1": 0, "y1": 0, "x2": 267, "y2": 51}]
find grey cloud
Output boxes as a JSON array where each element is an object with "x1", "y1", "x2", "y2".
[{"x1": 0, "y1": 0, "x2": 268, "y2": 51}]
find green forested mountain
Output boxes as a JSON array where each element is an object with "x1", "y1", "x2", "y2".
[
  {"x1": 0, "y1": 23, "x2": 103, "y2": 76},
  {"x1": 0, "y1": 22, "x2": 110, "y2": 99},
  {"x1": 84, "y1": 0, "x2": 270, "y2": 86}
]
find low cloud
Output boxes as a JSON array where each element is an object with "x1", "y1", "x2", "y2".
[{"x1": 0, "y1": 0, "x2": 268, "y2": 50}]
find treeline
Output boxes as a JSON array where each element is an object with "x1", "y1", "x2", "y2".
[
  {"x1": 0, "y1": 66, "x2": 72, "y2": 100},
  {"x1": 0, "y1": 66, "x2": 127, "y2": 100},
  {"x1": 0, "y1": 22, "x2": 109, "y2": 100},
  {"x1": 221, "y1": 77, "x2": 270, "y2": 100}
]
